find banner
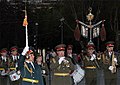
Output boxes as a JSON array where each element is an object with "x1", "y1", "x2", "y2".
[
  {"x1": 81, "y1": 25, "x2": 88, "y2": 38},
  {"x1": 74, "y1": 24, "x2": 80, "y2": 41},
  {"x1": 93, "y1": 27, "x2": 100, "y2": 38}
]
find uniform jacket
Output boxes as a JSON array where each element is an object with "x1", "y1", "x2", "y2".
[
  {"x1": 0, "y1": 55, "x2": 9, "y2": 71},
  {"x1": 102, "y1": 51, "x2": 118, "y2": 70},
  {"x1": 50, "y1": 56, "x2": 75, "y2": 85},
  {"x1": 18, "y1": 55, "x2": 44, "y2": 85}
]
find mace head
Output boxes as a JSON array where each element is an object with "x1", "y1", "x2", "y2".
[{"x1": 86, "y1": 7, "x2": 94, "y2": 21}]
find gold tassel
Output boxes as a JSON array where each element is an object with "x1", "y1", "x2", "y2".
[{"x1": 24, "y1": 62, "x2": 33, "y2": 74}]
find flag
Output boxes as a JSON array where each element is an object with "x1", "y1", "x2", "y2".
[
  {"x1": 74, "y1": 23, "x2": 80, "y2": 41},
  {"x1": 93, "y1": 27, "x2": 100, "y2": 38},
  {"x1": 81, "y1": 25, "x2": 88, "y2": 38},
  {"x1": 23, "y1": 10, "x2": 28, "y2": 26}
]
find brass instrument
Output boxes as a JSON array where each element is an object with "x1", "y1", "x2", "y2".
[
  {"x1": 111, "y1": 52, "x2": 117, "y2": 73},
  {"x1": 102, "y1": 53, "x2": 110, "y2": 65},
  {"x1": 97, "y1": 51, "x2": 102, "y2": 60}
]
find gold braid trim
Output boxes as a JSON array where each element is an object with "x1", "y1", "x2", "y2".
[
  {"x1": 24, "y1": 62, "x2": 33, "y2": 74},
  {"x1": 102, "y1": 54, "x2": 106, "y2": 64},
  {"x1": 52, "y1": 58, "x2": 56, "y2": 63},
  {"x1": 111, "y1": 52, "x2": 116, "y2": 73}
]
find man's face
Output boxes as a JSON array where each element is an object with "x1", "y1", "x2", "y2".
[
  {"x1": 57, "y1": 51, "x2": 65, "y2": 57},
  {"x1": 36, "y1": 56, "x2": 42, "y2": 62},
  {"x1": 1, "y1": 52, "x2": 7, "y2": 56},
  {"x1": 11, "y1": 51, "x2": 18, "y2": 56},
  {"x1": 67, "y1": 49, "x2": 72, "y2": 54},
  {"x1": 87, "y1": 48, "x2": 95, "y2": 54},
  {"x1": 29, "y1": 54, "x2": 35, "y2": 62},
  {"x1": 107, "y1": 46, "x2": 114, "y2": 52}
]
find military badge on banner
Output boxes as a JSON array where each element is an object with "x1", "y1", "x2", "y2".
[
  {"x1": 93, "y1": 27, "x2": 100, "y2": 38},
  {"x1": 81, "y1": 25, "x2": 88, "y2": 38}
]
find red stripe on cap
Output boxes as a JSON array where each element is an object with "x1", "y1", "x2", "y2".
[
  {"x1": 107, "y1": 44, "x2": 114, "y2": 47},
  {"x1": 56, "y1": 47, "x2": 65, "y2": 51}
]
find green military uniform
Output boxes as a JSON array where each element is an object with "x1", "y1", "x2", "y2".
[
  {"x1": 9, "y1": 55, "x2": 20, "y2": 85},
  {"x1": 50, "y1": 44, "x2": 74, "y2": 85},
  {"x1": 0, "y1": 48, "x2": 9, "y2": 85},
  {"x1": 83, "y1": 54, "x2": 101, "y2": 85},
  {"x1": 37, "y1": 62, "x2": 49, "y2": 85},
  {"x1": 35, "y1": 53, "x2": 49, "y2": 85},
  {"x1": 82, "y1": 43, "x2": 101, "y2": 85},
  {"x1": 102, "y1": 51, "x2": 118, "y2": 85},
  {"x1": 8, "y1": 46, "x2": 21, "y2": 85},
  {"x1": 101, "y1": 41, "x2": 118, "y2": 85},
  {"x1": 50, "y1": 56, "x2": 74, "y2": 85}
]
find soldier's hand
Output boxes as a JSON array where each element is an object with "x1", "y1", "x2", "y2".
[
  {"x1": 109, "y1": 66, "x2": 114, "y2": 71},
  {"x1": 59, "y1": 57, "x2": 65, "y2": 64},
  {"x1": 17, "y1": 70, "x2": 21, "y2": 75}
]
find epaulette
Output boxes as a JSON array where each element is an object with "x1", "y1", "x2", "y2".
[{"x1": 24, "y1": 62, "x2": 33, "y2": 74}]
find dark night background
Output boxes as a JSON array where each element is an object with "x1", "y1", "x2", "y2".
[{"x1": 0, "y1": 0, "x2": 120, "y2": 53}]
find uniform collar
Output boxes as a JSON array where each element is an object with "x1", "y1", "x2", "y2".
[{"x1": 25, "y1": 60, "x2": 32, "y2": 63}]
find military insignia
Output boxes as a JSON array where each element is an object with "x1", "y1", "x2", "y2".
[{"x1": 24, "y1": 62, "x2": 33, "y2": 74}]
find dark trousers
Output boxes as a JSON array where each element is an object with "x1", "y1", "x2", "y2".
[
  {"x1": 104, "y1": 70, "x2": 117, "y2": 85},
  {"x1": 97, "y1": 69, "x2": 105, "y2": 85},
  {"x1": 77, "y1": 77, "x2": 85, "y2": 85},
  {"x1": 85, "y1": 69, "x2": 97, "y2": 85},
  {"x1": 9, "y1": 78, "x2": 21, "y2": 85},
  {"x1": 0, "y1": 76, "x2": 9, "y2": 85}
]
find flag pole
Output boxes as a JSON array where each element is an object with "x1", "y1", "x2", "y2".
[
  {"x1": 25, "y1": 25, "x2": 28, "y2": 47},
  {"x1": 24, "y1": 7, "x2": 28, "y2": 47},
  {"x1": 23, "y1": 1, "x2": 29, "y2": 47}
]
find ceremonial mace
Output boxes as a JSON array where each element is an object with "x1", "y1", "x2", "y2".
[{"x1": 76, "y1": 8, "x2": 105, "y2": 44}]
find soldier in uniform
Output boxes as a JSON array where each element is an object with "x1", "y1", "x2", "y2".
[
  {"x1": 19, "y1": 47, "x2": 44, "y2": 85},
  {"x1": 50, "y1": 44, "x2": 75, "y2": 85},
  {"x1": 66, "y1": 44, "x2": 77, "y2": 65},
  {"x1": 0, "y1": 48, "x2": 9, "y2": 85},
  {"x1": 36, "y1": 54, "x2": 48, "y2": 85},
  {"x1": 101, "y1": 41, "x2": 119, "y2": 85},
  {"x1": 9, "y1": 46, "x2": 21, "y2": 85},
  {"x1": 82, "y1": 43, "x2": 101, "y2": 85},
  {"x1": 66, "y1": 44, "x2": 79, "y2": 85}
]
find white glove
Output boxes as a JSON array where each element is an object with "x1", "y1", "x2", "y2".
[
  {"x1": 90, "y1": 54, "x2": 96, "y2": 61},
  {"x1": 22, "y1": 46, "x2": 29, "y2": 56},
  {"x1": 58, "y1": 57, "x2": 65, "y2": 64},
  {"x1": 114, "y1": 58, "x2": 117, "y2": 63},
  {"x1": 42, "y1": 70, "x2": 46, "y2": 74},
  {"x1": 17, "y1": 70, "x2": 21, "y2": 75},
  {"x1": 109, "y1": 66, "x2": 114, "y2": 71}
]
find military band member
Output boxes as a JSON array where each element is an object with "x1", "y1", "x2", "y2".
[
  {"x1": 0, "y1": 48, "x2": 9, "y2": 85},
  {"x1": 19, "y1": 47, "x2": 44, "y2": 85},
  {"x1": 101, "y1": 41, "x2": 119, "y2": 85},
  {"x1": 9, "y1": 46, "x2": 20, "y2": 85},
  {"x1": 82, "y1": 43, "x2": 100, "y2": 85},
  {"x1": 36, "y1": 54, "x2": 48, "y2": 85},
  {"x1": 66, "y1": 44, "x2": 79, "y2": 85},
  {"x1": 50, "y1": 44, "x2": 75, "y2": 85},
  {"x1": 66, "y1": 44, "x2": 76, "y2": 65}
]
